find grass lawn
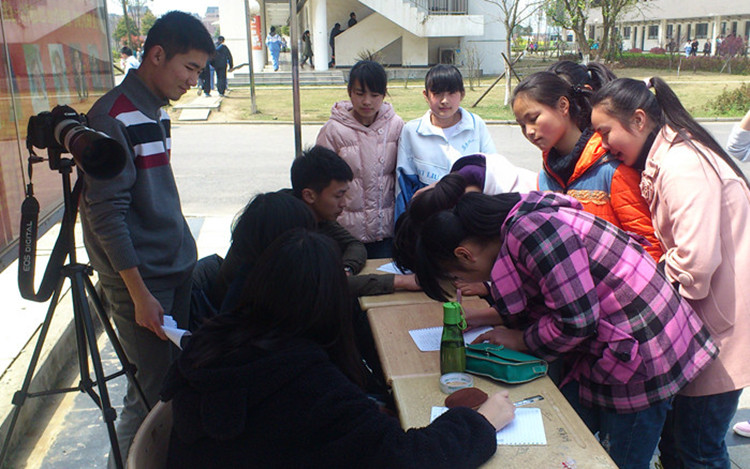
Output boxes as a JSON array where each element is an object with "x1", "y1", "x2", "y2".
[{"x1": 169, "y1": 67, "x2": 750, "y2": 123}]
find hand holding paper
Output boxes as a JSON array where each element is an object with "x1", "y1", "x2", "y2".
[{"x1": 162, "y1": 315, "x2": 191, "y2": 350}]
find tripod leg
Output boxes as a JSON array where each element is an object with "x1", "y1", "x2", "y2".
[
  {"x1": 0, "y1": 276, "x2": 65, "y2": 468},
  {"x1": 83, "y1": 276, "x2": 151, "y2": 414},
  {"x1": 69, "y1": 271, "x2": 124, "y2": 469}
]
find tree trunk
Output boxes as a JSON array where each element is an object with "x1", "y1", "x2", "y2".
[{"x1": 504, "y1": 29, "x2": 513, "y2": 106}]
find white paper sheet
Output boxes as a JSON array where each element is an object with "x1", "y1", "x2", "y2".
[
  {"x1": 431, "y1": 406, "x2": 547, "y2": 445},
  {"x1": 162, "y1": 315, "x2": 190, "y2": 350},
  {"x1": 408, "y1": 326, "x2": 493, "y2": 352},
  {"x1": 376, "y1": 261, "x2": 411, "y2": 275}
]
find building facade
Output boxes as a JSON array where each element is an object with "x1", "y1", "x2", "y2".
[
  {"x1": 216, "y1": 0, "x2": 509, "y2": 74},
  {"x1": 588, "y1": 0, "x2": 750, "y2": 54}
]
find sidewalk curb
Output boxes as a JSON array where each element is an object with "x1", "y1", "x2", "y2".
[{"x1": 0, "y1": 287, "x2": 89, "y2": 466}]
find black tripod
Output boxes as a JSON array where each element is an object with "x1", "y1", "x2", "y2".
[{"x1": 0, "y1": 158, "x2": 149, "y2": 469}]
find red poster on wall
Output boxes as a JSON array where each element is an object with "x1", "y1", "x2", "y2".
[{"x1": 251, "y1": 16, "x2": 262, "y2": 51}]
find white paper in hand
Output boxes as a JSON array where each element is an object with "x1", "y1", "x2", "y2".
[{"x1": 162, "y1": 315, "x2": 190, "y2": 350}]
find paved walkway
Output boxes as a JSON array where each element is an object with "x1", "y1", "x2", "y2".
[{"x1": 2, "y1": 122, "x2": 750, "y2": 468}]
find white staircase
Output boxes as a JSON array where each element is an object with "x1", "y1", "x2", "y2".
[{"x1": 358, "y1": 0, "x2": 483, "y2": 38}]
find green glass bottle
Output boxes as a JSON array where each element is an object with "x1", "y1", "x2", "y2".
[{"x1": 440, "y1": 302, "x2": 467, "y2": 374}]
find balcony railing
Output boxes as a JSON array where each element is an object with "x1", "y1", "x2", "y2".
[{"x1": 408, "y1": 0, "x2": 468, "y2": 15}]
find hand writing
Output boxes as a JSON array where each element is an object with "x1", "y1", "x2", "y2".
[{"x1": 477, "y1": 390, "x2": 515, "y2": 431}]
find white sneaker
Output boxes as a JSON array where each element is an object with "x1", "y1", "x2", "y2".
[{"x1": 733, "y1": 420, "x2": 750, "y2": 437}]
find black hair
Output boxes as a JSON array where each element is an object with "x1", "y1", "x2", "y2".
[
  {"x1": 291, "y1": 145, "x2": 354, "y2": 198},
  {"x1": 143, "y1": 11, "x2": 215, "y2": 60},
  {"x1": 217, "y1": 36, "x2": 225, "y2": 42},
  {"x1": 547, "y1": 60, "x2": 616, "y2": 91},
  {"x1": 186, "y1": 228, "x2": 366, "y2": 387},
  {"x1": 348, "y1": 60, "x2": 388, "y2": 96},
  {"x1": 424, "y1": 64, "x2": 465, "y2": 95},
  {"x1": 393, "y1": 173, "x2": 468, "y2": 273},
  {"x1": 217, "y1": 191, "x2": 316, "y2": 297},
  {"x1": 120, "y1": 46, "x2": 133, "y2": 56},
  {"x1": 591, "y1": 77, "x2": 750, "y2": 185},
  {"x1": 350, "y1": 11, "x2": 356, "y2": 17},
  {"x1": 270, "y1": 26, "x2": 276, "y2": 34},
  {"x1": 413, "y1": 192, "x2": 521, "y2": 301},
  {"x1": 511, "y1": 71, "x2": 592, "y2": 131}
]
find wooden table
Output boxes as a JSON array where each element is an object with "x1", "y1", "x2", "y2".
[
  {"x1": 358, "y1": 259, "x2": 437, "y2": 310},
  {"x1": 367, "y1": 300, "x2": 489, "y2": 384},
  {"x1": 392, "y1": 374, "x2": 617, "y2": 468},
  {"x1": 367, "y1": 301, "x2": 617, "y2": 468},
  {"x1": 358, "y1": 258, "x2": 483, "y2": 311}
]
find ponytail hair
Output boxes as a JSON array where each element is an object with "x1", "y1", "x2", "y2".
[
  {"x1": 411, "y1": 192, "x2": 521, "y2": 301},
  {"x1": 547, "y1": 60, "x2": 617, "y2": 91},
  {"x1": 592, "y1": 77, "x2": 749, "y2": 185},
  {"x1": 512, "y1": 71, "x2": 592, "y2": 131},
  {"x1": 393, "y1": 173, "x2": 469, "y2": 273}
]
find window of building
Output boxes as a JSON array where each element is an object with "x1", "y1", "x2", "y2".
[
  {"x1": 721, "y1": 22, "x2": 726, "y2": 35},
  {"x1": 745, "y1": 21, "x2": 750, "y2": 38},
  {"x1": 732, "y1": 21, "x2": 738, "y2": 35},
  {"x1": 623, "y1": 26, "x2": 631, "y2": 39},
  {"x1": 687, "y1": 24, "x2": 692, "y2": 39},
  {"x1": 648, "y1": 25, "x2": 659, "y2": 39},
  {"x1": 666, "y1": 24, "x2": 673, "y2": 38},
  {"x1": 696, "y1": 23, "x2": 708, "y2": 39}
]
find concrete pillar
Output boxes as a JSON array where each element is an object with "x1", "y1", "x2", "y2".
[
  {"x1": 311, "y1": 0, "x2": 329, "y2": 71},
  {"x1": 711, "y1": 16, "x2": 722, "y2": 56}
]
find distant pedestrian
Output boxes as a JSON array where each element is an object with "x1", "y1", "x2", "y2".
[
  {"x1": 266, "y1": 26, "x2": 282, "y2": 72},
  {"x1": 213, "y1": 36, "x2": 233, "y2": 96},
  {"x1": 301, "y1": 30, "x2": 313, "y2": 69},
  {"x1": 684, "y1": 39, "x2": 692, "y2": 58},
  {"x1": 119, "y1": 46, "x2": 139, "y2": 73},
  {"x1": 329, "y1": 23, "x2": 342, "y2": 67},
  {"x1": 703, "y1": 40, "x2": 711, "y2": 56},
  {"x1": 691, "y1": 38, "x2": 699, "y2": 56},
  {"x1": 348, "y1": 12, "x2": 357, "y2": 28}
]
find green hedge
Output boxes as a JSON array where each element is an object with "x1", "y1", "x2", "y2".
[{"x1": 615, "y1": 54, "x2": 750, "y2": 75}]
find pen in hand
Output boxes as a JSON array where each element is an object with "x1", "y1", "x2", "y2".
[{"x1": 513, "y1": 395, "x2": 544, "y2": 407}]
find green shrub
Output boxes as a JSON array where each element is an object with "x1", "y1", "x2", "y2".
[
  {"x1": 707, "y1": 83, "x2": 750, "y2": 114},
  {"x1": 616, "y1": 54, "x2": 750, "y2": 74}
]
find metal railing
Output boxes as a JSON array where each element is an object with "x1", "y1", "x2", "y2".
[{"x1": 408, "y1": 0, "x2": 468, "y2": 15}]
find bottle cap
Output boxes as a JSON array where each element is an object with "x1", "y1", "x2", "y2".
[{"x1": 442, "y1": 301, "x2": 466, "y2": 329}]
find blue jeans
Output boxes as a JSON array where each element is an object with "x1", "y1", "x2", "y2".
[
  {"x1": 365, "y1": 238, "x2": 393, "y2": 259},
  {"x1": 561, "y1": 381, "x2": 670, "y2": 469},
  {"x1": 658, "y1": 390, "x2": 742, "y2": 469}
]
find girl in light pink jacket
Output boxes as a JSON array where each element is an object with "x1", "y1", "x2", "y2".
[
  {"x1": 316, "y1": 60, "x2": 404, "y2": 258},
  {"x1": 591, "y1": 77, "x2": 750, "y2": 468}
]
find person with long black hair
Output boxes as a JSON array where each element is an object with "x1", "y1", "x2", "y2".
[
  {"x1": 163, "y1": 228, "x2": 516, "y2": 468},
  {"x1": 591, "y1": 76, "x2": 750, "y2": 468}
]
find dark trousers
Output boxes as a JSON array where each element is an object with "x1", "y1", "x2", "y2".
[
  {"x1": 658, "y1": 390, "x2": 742, "y2": 468},
  {"x1": 215, "y1": 66, "x2": 228, "y2": 95},
  {"x1": 561, "y1": 381, "x2": 671, "y2": 469}
]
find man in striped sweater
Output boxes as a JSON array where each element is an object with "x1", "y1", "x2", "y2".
[{"x1": 79, "y1": 11, "x2": 214, "y2": 467}]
